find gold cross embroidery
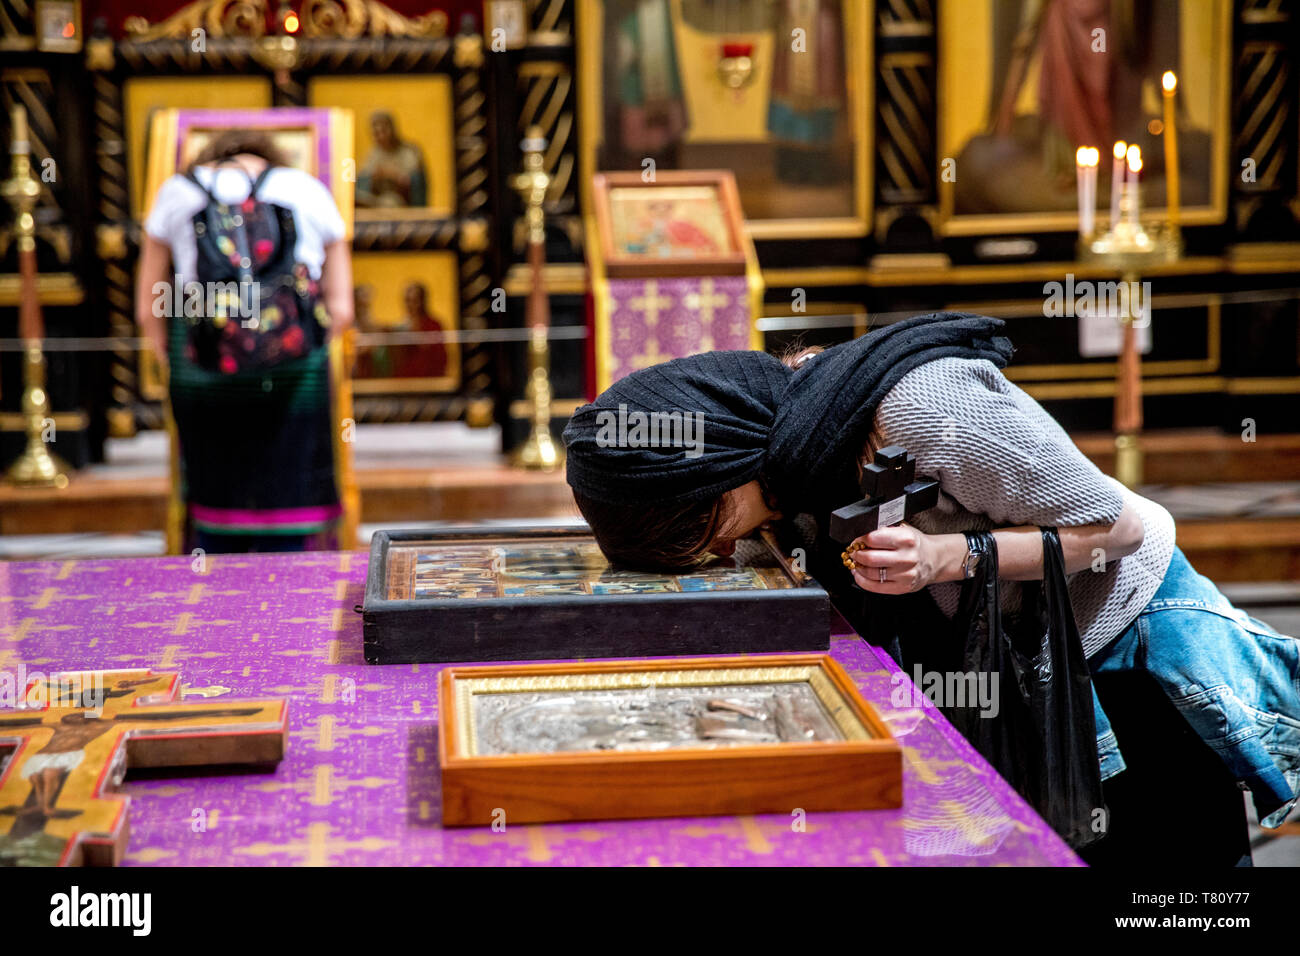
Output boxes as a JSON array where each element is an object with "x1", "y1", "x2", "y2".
[
  {"x1": 684, "y1": 278, "x2": 730, "y2": 327},
  {"x1": 630, "y1": 336, "x2": 673, "y2": 370},
  {"x1": 626, "y1": 281, "x2": 674, "y2": 331}
]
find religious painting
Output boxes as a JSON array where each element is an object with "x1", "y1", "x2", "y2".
[
  {"x1": 139, "y1": 106, "x2": 355, "y2": 235},
  {"x1": 578, "y1": 0, "x2": 873, "y2": 239},
  {"x1": 0, "y1": 669, "x2": 286, "y2": 866},
  {"x1": 484, "y1": 0, "x2": 529, "y2": 49},
  {"x1": 179, "y1": 125, "x2": 316, "y2": 173},
  {"x1": 438, "y1": 654, "x2": 902, "y2": 825},
  {"x1": 34, "y1": 0, "x2": 81, "y2": 52},
  {"x1": 593, "y1": 170, "x2": 748, "y2": 277},
  {"x1": 124, "y1": 76, "x2": 272, "y2": 220},
  {"x1": 938, "y1": 0, "x2": 1231, "y2": 235},
  {"x1": 362, "y1": 527, "x2": 828, "y2": 663},
  {"x1": 135, "y1": 106, "x2": 356, "y2": 401},
  {"x1": 308, "y1": 74, "x2": 456, "y2": 221},
  {"x1": 350, "y1": 250, "x2": 460, "y2": 394},
  {"x1": 394, "y1": 537, "x2": 795, "y2": 600}
]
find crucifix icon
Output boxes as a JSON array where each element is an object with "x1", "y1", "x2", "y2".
[
  {"x1": 828, "y1": 445, "x2": 940, "y2": 545},
  {"x1": 0, "y1": 669, "x2": 287, "y2": 866}
]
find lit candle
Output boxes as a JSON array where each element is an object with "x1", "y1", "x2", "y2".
[
  {"x1": 1076, "y1": 147, "x2": 1099, "y2": 238},
  {"x1": 1076, "y1": 147, "x2": 1089, "y2": 239},
  {"x1": 1162, "y1": 70, "x2": 1180, "y2": 230},
  {"x1": 1110, "y1": 140, "x2": 1127, "y2": 230},
  {"x1": 1126, "y1": 147, "x2": 1143, "y2": 228},
  {"x1": 1088, "y1": 147, "x2": 1100, "y2": 235},
  {"x1": 10, "y1": 104, "x2": 27, "y2": 155}
]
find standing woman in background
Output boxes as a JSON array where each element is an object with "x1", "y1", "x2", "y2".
[{"x1": 135, "y1": 129, "x2": 355, "y2": 554}]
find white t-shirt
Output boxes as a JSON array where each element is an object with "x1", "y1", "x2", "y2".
[{"x1": 143, "y1": 165, "x2": 346, "y2": 284}]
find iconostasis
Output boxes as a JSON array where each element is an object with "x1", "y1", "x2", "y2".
[{"x1": 1, "y1": 0, "x2": 1299, "y2": 471}]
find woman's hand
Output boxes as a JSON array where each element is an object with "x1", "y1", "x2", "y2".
[{"x1": 847, "y1": 524, "x2": 965, "y2": 594}]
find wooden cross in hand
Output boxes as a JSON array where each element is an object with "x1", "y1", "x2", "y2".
[{"x1": 828, "y1": 445, "x2": 939, "y2": 546}]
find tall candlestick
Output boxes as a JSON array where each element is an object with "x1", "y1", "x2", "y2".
[
  {"x1": 1162, "y1": 71, "x2": 1180, "y2": 230},
  {"x1": 1110, "y1": 140, "x2": 1127, "y2": 230}
]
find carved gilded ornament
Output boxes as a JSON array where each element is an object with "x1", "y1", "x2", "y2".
[
  {"x1": 453, "y1": 32, "x2": 483, "y2": 69},
  {"x1": 85, "y1": 35, "x2": 114, "y2": 70},
  {"x1": 458, "y1": 218, "x2": 489, "y2": 252},
  {"x1": 96, "y1": 223, "x2": 127, "y2": 261},
  {"x1": 123, "y1": 0, "x2": 447, "y2": 42},
  {"x1": 124, "y1": 0, "x2": 269, "y2": 41}
]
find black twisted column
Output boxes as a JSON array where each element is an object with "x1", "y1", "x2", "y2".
[
  {"x1": 453, "y1": 27, "x2": 495, "y2": 425},
  {"x1": 874, "y1": 0, "x2": 939, "y2": 249}
]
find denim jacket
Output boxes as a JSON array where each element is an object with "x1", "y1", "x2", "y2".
[{"x1": 1090, "y1": 548, "x2": 1300, "y2": 828}]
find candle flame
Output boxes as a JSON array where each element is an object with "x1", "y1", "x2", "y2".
[
  {"x1": 1076, "y1": 146, "x2": 1090, "y2": 166},
  {"x1": 1113, "y1": 140, "x2": 1128, "y2": 159},
  {"x1": 1126, "y1": 144, "x2": 1141, "y2": 166},
  {"x1": 1129, "y1": 156, "x2": 1143, "y2": 174},
  {"x1": 1162, "y1": 71, "x2": 1177, "y2": 93}
]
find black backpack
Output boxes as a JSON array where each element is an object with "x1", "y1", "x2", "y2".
[{"x1": 183, "y1": 163, "x2": 329, "y2": 374}]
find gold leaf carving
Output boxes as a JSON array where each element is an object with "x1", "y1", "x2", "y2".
[
  {"x1": 123, "y1": 0, "x2": 268, "y2": 41},
  {"x1": 301, "y1": 0, "x2": 448, "y2": 38}
]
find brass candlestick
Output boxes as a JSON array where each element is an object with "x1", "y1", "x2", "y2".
[
  {"x1": 1078, "y1": 187, "x2": 1181, "y2": 489},
  {"x1": 4, "y1": 105, "x2": 68, "y2": 489},
  {"x1": 510, "y1": 126, "x2": 563, "y2": 472}
]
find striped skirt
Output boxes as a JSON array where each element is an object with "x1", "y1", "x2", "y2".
[{"x1": 167, "y1": 317, "x2": 343, "y2": 552}]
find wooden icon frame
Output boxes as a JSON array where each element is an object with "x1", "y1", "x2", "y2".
[
  {"x1": 362, "y1": 525, "x2": 830, "y2": 664},
  {"x1": 591, "y1": 170, "x2": 750, "y2": 278},
  {"x1": 438, "y1": 653, "x2": 903, "y2": 826}
]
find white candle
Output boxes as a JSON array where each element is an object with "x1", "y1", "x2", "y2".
[
  {"x1": 1081, "y1": 149, "x2": 1092, "y2": 239},
  {"x1": 1076, "y1": 147, "x2": 1099, "y2": 238},
  {"x1": 1162, "y1": 71, "x2": 1180, "y2": 230},
  {"x1": 1127, "y1": 146, "x2": 1143, "y2": 228},
  {"x1": 1110, "y1": 140, "x2": 1127, "y2": 230},
  {"x1": 1076, "y1": 147, "x2": 1089, "y2": 239}
]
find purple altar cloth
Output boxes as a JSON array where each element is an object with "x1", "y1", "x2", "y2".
[{"x1": 0, "y1": 552, "x2": 1082, "y2": 866}]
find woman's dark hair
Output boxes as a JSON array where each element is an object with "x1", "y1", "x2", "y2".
[
  {"x1": 574, "y1": 348, "x2": 816, "y2": 571},
  {"x1": 573, "y1": 342, "x2": 887, "y2": 568},
  {"x1": 573, "y1": 490, "x2": 724, "y2": 572},
  {"x1": 188, "y1": 129, "x2": 291, "y2": 173}
]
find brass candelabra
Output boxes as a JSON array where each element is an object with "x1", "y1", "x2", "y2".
[
  {"x1": 1077, "y1": 188, "x2": 1182, "y2": 488},
  {"x1": 510, "y1": 125, "x2": 563, "y2": 472},
  {"x1": 4, "y1": 105, "x2": 68, "y2": 489}
]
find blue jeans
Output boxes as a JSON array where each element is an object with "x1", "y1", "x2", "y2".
[{"x1": 1089, "y1": 548, "x2": 1300, "y2": 828}]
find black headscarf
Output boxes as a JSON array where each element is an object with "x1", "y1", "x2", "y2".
[{"x1": 563, "y1": 311, "x2": 1014, "y2": 515}]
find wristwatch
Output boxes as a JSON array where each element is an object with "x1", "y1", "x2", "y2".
[{"x1": 960, "y1": 532, "x2": 983, "y2": 579}]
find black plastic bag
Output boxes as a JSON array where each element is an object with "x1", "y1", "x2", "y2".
[{"x1": 901, "y1": 528, "x2": 1106, "y2": 849}]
